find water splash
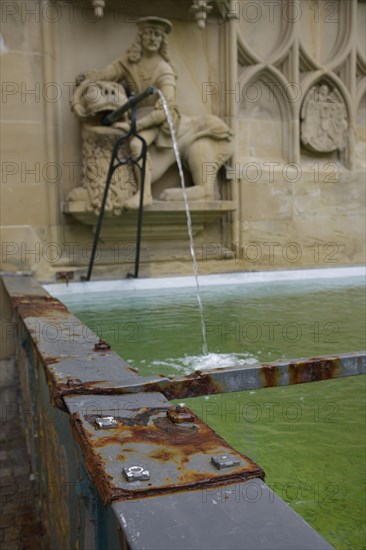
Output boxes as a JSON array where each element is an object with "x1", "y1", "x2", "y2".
[
  {"x1": 150, "y1": 352, "x2": 258, "y2": 375},
  {"x1": 157, "y1": 90, "x2": 208, "y2": 355}
]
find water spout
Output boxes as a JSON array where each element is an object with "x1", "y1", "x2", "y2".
[{"x1": 157, "y1": 90, "x2": 208, "y2": 355}]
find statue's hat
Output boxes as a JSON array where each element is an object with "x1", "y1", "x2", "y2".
[{"x1": 136, "y1": 16, "x2": 172, "y2": 34}]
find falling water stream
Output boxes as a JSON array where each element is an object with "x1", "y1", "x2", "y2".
[{"x1": 157, "y1": 90, "x2": 208, "y2": 355}]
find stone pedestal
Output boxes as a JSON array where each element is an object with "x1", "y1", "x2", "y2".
[{"x1": 64, "y1": 200, "x2": 237, "y2": 240}]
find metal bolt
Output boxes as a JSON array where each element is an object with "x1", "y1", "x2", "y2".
[
  {"x1": 167, "y1": 405, "x2": 195, "y2": 423},
  {"x1": 123, "y1": 465, "x2": 150, "y2": 482},
  {"x1": 56, "y1": 271, "x2": 74, "y2": 286},
  {"x1": 95, "y1": 416, "x2": 118, "y2": 429},
  {"x1": 211, "y1": 454, "x2": 240, "y2": 470},
  {"x1": 94, "y1": 339, "x2": 111, "y2": 352},
  {"x1": 67, "y1": 378, "x2": 82, "y2": 387}
]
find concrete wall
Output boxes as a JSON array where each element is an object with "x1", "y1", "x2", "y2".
[{"x1": 0, "y1": 0, "x2": 365, "y2": 280}]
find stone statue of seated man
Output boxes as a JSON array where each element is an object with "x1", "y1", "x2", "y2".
[{"x1": 68, "y1": 16, "x2": 233, "y2": 213}]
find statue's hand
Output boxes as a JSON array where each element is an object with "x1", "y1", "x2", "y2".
[
  {"x1": 75, "y1": 71, "x2": 98, "y2": 86},
  {"x1": 72, "y1": 102, "x2": 86, "y2": 119},
  {"x1": 113, "y1": 121, "x2": 131, "y2": 134},
  {"x1": 75, "y1": 73, "x2": 87, "y2": 86}
]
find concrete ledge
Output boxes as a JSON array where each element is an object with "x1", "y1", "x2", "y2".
[
  {"x1": 113, "y1": 479, "x2": 334, "y2": 550},
  {"x1": 44, "y1": 265, "x2": 366, "y2": 296}
]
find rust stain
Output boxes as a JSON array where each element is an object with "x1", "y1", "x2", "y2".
[
  {"x1": 51, "y1": 383, "x2": 125, "y2": 409},
  {"x1": 289, "y1": 357, "x2": 340, "y2": 385},
  {"x1": 51, "y1": 373, "x2": 224, "y2": 404},
  {"x1": 13, "y1": 294, "x2": 67, "y2": 306},
  {"x1": 260, "y1": 365, "x2": 280, "y2": 387},
  {"x1": 13, "y1": 295, "x2": 68, "y2": 318},
  {"x1": 149, "y1": 449, "x2": 175, "y2": 462},
  {"x1": 70, "y1": 406, "x2": 265, "y2": 506},
  {"x1": 87, "y1": 413, "x2": 241, "y2": 459},
  {"x1": 43, "y1": 357, "x2": 59, "y2": 366},
  {"x1": 84, "y1": 408, "x2": 169, "y2": 427},
  {"x1": 116, "y1": 454, "x2": 127, "y2": 461},
  {"x1": 153, "y1": 417, "x2": 199, "y2": 442},
  {"x1": 71, "y1": 418, "x2": 113, "y2": 506},
  {"x1": 144, "y1": 372, "x2": 224, "y2": 400}
]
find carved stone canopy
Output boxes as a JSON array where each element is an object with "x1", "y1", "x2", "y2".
[
  {"x1": 83, "y1": 0, "x2": 222, "y2": 28},
  {"x1": 300, "y1": 82, "x2": 348, "y2": 153}
]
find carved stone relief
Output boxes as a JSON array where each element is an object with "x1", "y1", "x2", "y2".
[
  {"x1": 301, "y1": 83, "x2": 348, "y2": 153},
  {"x1": 67, "y1": 17, "x2": 233, "y2": 214},
  {"x1": 85, "y1": 0, "x2": 218, "y2": 28}
]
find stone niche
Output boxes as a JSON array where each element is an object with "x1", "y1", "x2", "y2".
[{"x1": 61, "y1": 1, "x2": 237, "y2": 266}]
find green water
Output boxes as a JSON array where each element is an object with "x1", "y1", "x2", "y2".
[
  {"x1": 182, "y1": 377, "x2": 366, "y2": 550},
  {"x1": 62, "y1": 277, "x2": 366, "y2": 549}
]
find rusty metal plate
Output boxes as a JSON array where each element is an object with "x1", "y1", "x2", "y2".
[{"x1": 65, "y1": 394, "x2": 264, "y2": 506}]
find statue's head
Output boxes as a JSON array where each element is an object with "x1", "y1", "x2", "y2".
[
  {"x1": 128, "y1": 17, "x2": 173, "y2": 64},
  {"x1": 136, "y1": 16, "x2": 172, "y2": 35},
  {"x1": 71, "y1": 80, "x2": 128, "y2": 121}
]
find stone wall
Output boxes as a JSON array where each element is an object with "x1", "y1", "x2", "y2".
[
  {"x1": 0, "y1": 0, "x2": 365, "y2": 279},
  {"x1": 1, "y1": 0, "x2": 61, "y2": 278}
]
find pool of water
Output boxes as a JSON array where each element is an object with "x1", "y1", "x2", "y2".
[
  {"x1": 61, "y1": 276, "x2": 365, "y2": 377},
  {"x1": 58, "y1": 274, "x2": 365, "y2": 549}
]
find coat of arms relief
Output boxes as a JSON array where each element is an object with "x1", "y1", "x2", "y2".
[{"x1": 301, "y1": 83, "x2": 348, "y2": 154}]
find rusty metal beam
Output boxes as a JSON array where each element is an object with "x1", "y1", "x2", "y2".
[
  {"x1": 133, "y1": 351, "x2": 366, "y2": 399},
  {"x1": 48, "y1": 352, "x2": 366, "y2": 402}
]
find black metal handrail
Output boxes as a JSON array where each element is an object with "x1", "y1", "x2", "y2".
[{"x1": 84, "y1": 87, "x2": 157, "y2": 281}]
